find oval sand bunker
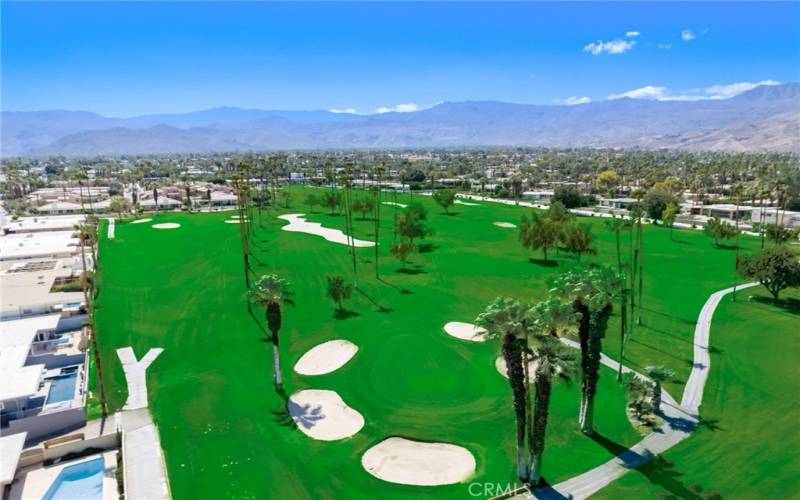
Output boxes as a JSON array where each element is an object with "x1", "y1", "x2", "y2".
[
  {"x1": 444, "y1": 322, "x2": 488, "y2": 342},
  {"x1": 362, "y1": 437, "x2": 476, "y2": 486},
  {"x1": 294, "y1": 340, "x2": 358, "y2": 375},
  {"x1": 131, "y1": 218, "x2": 153, "y2": 224},
  {"x1": 494, "y1": 222, "x2": 516, "y2": 228},
  {"x1": 152, "y1": 223, "x2": 180, "y2": 229},
  {"x1": 495, "y1": 356, "x2": 537, "y2": 381},
  {"x1": 288, "y1": 389, "x2": 364, "y2": 441}
]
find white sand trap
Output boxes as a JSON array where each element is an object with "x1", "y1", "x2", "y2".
[
  {"x1": 152, "y1": 223, "x2": 180, "y2": 229},
  {"x1": 288, "y1": 389, "x2": 364, "y2": 441},
  {"x1": 495, "y1": 356, "x2": 537, "y2": 381},
  {"x1": 362, "y1": 437, "x2": 476, "y2": 486},
  {"x1": 278, "y1": 213, "x2": 375, "y2": 247},
  {"x1": 224, "y1": 220, "x2": 242, "y2": 224},
  {"x1": 494, "y1": 222, "x2": 517, "y2": 228},
  {"x1": 443, "y1": 322, "x2": 488, "y2": 342},
  {"x1": 131, "y1": 218, "x2": 152, "y2": 224},
  {"x1": 455, "y1": 200, "x2": 480, "y2": 206},
  {"x1": 382, "y1": 201, "x2": 408, "y2": 208},
  {"x1": 294, "y1": 340, "x2": 358, "y2": 375}
]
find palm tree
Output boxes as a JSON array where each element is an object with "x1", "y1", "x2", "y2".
[
  {"x1": 476, "y1": 297, "x2": 536, "y2": 482},
  {"x1": 326, "y1": 275, "x2": 352, "y2": 312},
  {"x1": 644, "y1": 366, "x2": 675, "y2": 413},
  {"x1": 528, "y1": 339, "x2": 576, "y2": 485},
  {"x1": 552, "y1": 266, "x2": 622, "y2": 434},
  {"x1": 75, "y1": 223, "x2": 108, "y2": 416},
  {"x1": 250, "y1": 274, "x2": 293, "y2": 389}
]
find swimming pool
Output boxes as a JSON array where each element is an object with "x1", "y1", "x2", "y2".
[
  {"x1": 43, "y1": 457, "x2": 104, "y2": 500},
  {"x1": 45, "y1": 372, "x2": 78, "y2": 404}
]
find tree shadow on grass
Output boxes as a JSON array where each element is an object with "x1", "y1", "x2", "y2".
[
  {"x1": 751, "y1": 296, "x2": 800, "y2": 315},
  {"x1": 417, "y1": 243, "x2": 439, "y2": 253},
  {"x1": 696, "y1": 416, "x2": 723, "y2": 432},
  {"x1": 529, "y1": 258, "x2": 558, "y2": 268},
  {"x1": 355, "y1": 288, "x2": 392, "y2": 313},
  {"x1": 334, "y1": 309, "x2": 361, "y2": 320},
  {"x1": 395, "y1": 267, "x2": 426, "y2": 275}
]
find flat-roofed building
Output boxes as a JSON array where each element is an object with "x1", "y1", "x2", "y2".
[
  {"x1": 598, "y1": 197, "x2": 639, "y2": 210},
  {"x1": 0, "y1": 259, "x2": 86, "y2": 320},
  {"x1": 0, "y1": 231, "x2": 80, "y2": 262},
  {"x1": 700, "y1": 204, "x2": 753, "y2": 221},
  {"x1": 35, "y1": 202, "x2": 84, "y2": 215},
  {"x1": 3, "y1": 215, "x2": 85, "y2": 235},
  {"x1": 752, "y1": 208, "x2": 800, "y2": 228}
]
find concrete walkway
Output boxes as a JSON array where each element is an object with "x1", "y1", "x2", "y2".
[
  {"x1": 117, "y1": 347, "x2": 164, "y2": 410},
  {"x1": 120, "y1": 409, "x2": 171, "y2": 500},
  {"x1": 116, "y1": 346, "x2": 171, "y2": 499},
  {"x1": 108, "y1": 218, "x2": 116, "y2": 239},
  {"x1": 513, "y1": 283, "x2": 758, "y2": 499}
]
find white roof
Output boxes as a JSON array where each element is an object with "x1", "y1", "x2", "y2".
[
  {"x1": 0, "y1": 231, "x2": 78, "y2": 261},
  {"x1": 0, "y1": 364, "x2": 44, "y2": 402},
  {"x1": 37, "y1": 201, "x2": 83, "y2": 212},
  {"x1": 0, "y1": 345, "x2": 30, "y2": 372},
  {"x1": 702, "y1": 204, "x2": 753, "y2": 212},
  {"x1": 210, "y1": 191, "x2": 238, "y2": 201},
  {"x1": 139, "y1": 196, "x2": 181, "y2": 206},
  {"x1": 0, "y1": 313, "x2": 61, "y2": 346},
  {"x1": 0, "y1": 431, "x2": 27, "y2": 488},
  {"x1": 3, "y1": 215, "x2": 85, "y2": 233}
]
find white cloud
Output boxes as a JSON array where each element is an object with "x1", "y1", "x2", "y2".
[
  {"x1": 658, "y1": 43, "x2": 672, "y2": 50},
  {"x1": 555, "y1": 96, "x2": 592, "y2": 105},
  {"x1": 704, "y1": 80, "x2": 780, "y2": 99},
  {"x1": 626, "y1": 31, "x2": 640, "y2": 38},
  {"x1": 583, "y1": 39, "x2": 636, "y2": 55},
  {"x1": 607, "y1": 80, "x2": 780, "y2": 101},
  {"x1": 329, "y1": 108, "x2": 357, "y2": 114},
  {"x1": 681, "y1": 29, "x2": 696, "y2": 41},
  {"x1": 375, "y1": 103, "x2": 420, "y2": 114}
]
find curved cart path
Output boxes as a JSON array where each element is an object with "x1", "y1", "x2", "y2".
[{"x1": 516, "y1": 282, "x2": 758, "y2": 500}]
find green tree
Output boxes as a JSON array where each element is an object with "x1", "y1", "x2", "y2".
[
  {"x1": 520, "y1": 211, "x2": 560, "y2": 262},
  {"x1": 643, "y1": 188, "x2": 679, "y2": 223},
  {"x1": 389, "y1": 241, "x2": 416, "y2": 268},
  {"x1": 765, "y1": 224, "x2": 798, "y2": 245},
  {"x1": 552, "y1": 185, "x2": 584, "y2": 209},
  {"x1": 662, "y1": 202, "x2": 679, "y2": 241},
  {"x1": 109, "y1": 196, "x2": 131, "y2": 220},
  {"x1": 704, "y1": 217, "x2": 739, "y2": 247},
  {"x1": 737, "y1": 246, "x2": 800, "y2": 302},
  {"x1": 562, "y1": 224, "x2": 596, "y2": 262},
  {"x1": 432, "y1": 188, "x2": 457, "y2": 214},
  {"x1": 352, "y1": 196, "x2": 375, "y2": 219},
  {"x1": 304, "y1": 193, "x2": 320, "y2": 213},
  {"x1": 395, "y1": 204, "x2": 431, "y2": 243},
  {"x1": 321, "y1": 191, "x2": 342, "y2": 215},
  {"x1": 644, "y1": 366, "x2": 675, "y2": 413},
  {"x1": 326, "y1": 275, "x2": 353, "y2": 312},
  {"x1": 249, "y1": 274, "x2": 293, "y2": 388},
  {"x1": 280, "y1": 189, "x2": 292, "y2": 208}
]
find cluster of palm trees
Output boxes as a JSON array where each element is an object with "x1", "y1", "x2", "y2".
[
  {"x1": 476, "y1": 265, "x2": 623, "y2": 485},
  {"x1": 519, "y1": 203, "x2": 597, "y2": 264}
]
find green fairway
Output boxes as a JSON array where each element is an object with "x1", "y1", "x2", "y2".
[
  {"x1": 94, "y1": 186, "x2": 766, "y2": 499},
  {"x1": 592, "y1": 287, "x2": 800, "y2": 499}
]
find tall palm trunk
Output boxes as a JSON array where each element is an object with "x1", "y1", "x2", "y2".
[
  {"x1": 652, "y1": 381, "x2": 662, "y2": 413},
  {"x1": 374, "y1": 182, "x2": 381, "y2": 279},
  {"x1": 267, "y1": 302, "x2": 283, "y2": 387},
  {"x1": 79, "y1": 231, "x2": 107, "y2": 416},
  {"x1": 502, "y1": 334, "x2": 529, "y2": 482},
  {"x1": 617, "y1": 290, "x2": 627, "y2": 381},
  {"x1": 637, "y1": 219, "x2": 643, "y2": 326},
  {"x1": 529, "y1": 371, "x2": 552, "y2": 485},
  {"x1": 579, "y1": 304, "x2": 612, "y2": 434}
]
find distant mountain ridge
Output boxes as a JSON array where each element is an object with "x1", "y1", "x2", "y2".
[{"x1": 2, "y1": 83, "x2": 798, "y2": 156}]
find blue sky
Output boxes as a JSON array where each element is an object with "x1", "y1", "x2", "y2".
[{"x1": 2, "y1": 2, "x2": 799, "y2": 116}]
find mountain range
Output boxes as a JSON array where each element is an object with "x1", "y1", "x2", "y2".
[{"x1": 2, "y1": 83, "x2": 798, "y2": 157}]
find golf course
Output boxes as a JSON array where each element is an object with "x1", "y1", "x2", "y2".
[{"x1": 92, "y1": 185, "x2": 794, "y2": 499}]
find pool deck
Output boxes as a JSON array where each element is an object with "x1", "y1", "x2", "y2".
[{"x1": 7, "y1": 450, "x2": 118, "y2": 500}]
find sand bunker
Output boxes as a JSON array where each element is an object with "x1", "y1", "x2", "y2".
[
  {"x1": 455, "y1": 200, "x2": 479, "y2": 206},
  {"x1": 495, "y1": 356, "x2": 537, "y2": 381},
  {"x1": 131, "y1": 218, "x2": 152, "y2": 224},
  {"x1": 278, "y1": 213, "x2": 375, "y2": 247},
  {"x1": 288, "y1": 389, "x2": 364, "y2": 441},
  {"x1": 224, "y1": 220, "x2": 242, "y2": 224},
  {"x1": 494, "y1": 222, "x2": 516, "y2": 228},
  {"x1": 294, "y1": 340, "x2": 358, "y2": 375},
  {"x1": 443, "y1": 322, "x2": 488, "y2": 342},
  {"x1": 382, "y1": 201, "x2": 408, "y2": 208},
  {"x1": 362, "y1": 437, "x2": 476, "y2": 486},
  {"x1": 152, "y1": 223, "x2": 180, "y2": 229}
]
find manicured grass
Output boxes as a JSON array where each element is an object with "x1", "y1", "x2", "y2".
[
  {"x1": 592, "y1": 287, "x2": 800, "y2": 499},
  {"x1": 94, "y1": 187, "x2": 764, "y2": 499}
]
